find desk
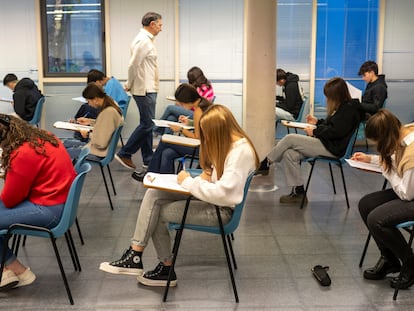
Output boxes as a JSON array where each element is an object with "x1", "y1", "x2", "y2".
[
  {"x1": 152, "y1": 119, "x2": 194, "y2": 130},
  {"x1": 53, "y1": 121, "x2": 93, "y2": 132},
  {"x1": 161, "y1": 134, "x2": 201, "y2": 170},
  {"x1": 281, "y1": 120, "x2": 316, "y2": 130}
]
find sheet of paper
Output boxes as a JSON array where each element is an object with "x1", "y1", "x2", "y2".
[
  {"x1": 346, "y1": 82, "x2": 362, "y2": 101},
  {"x1": 281, "y1": 120, "x2": 316, "y2": 129},
  {"x1": 0, "y1": 97, "x2": 13, "y2": 103},
  {"x1": 161, "y1": 134, "x2": 200, "y2": 147},
  {"x1": 166, "y1": 95, "x2": 176, "y2": 101},
  {"x1": 152, "y1": 119, "x2": 193, "y2": 130},
  {"x1": 53, "y1": 121, "x2": 93, "y2": 132},
  {"x1": 143, "y1": 173, "x2": 190, "y2": 194},
  {"x1": 345, "y1": 159, "x2": 382, "y2": 173},
  {"x1": 72, "y1": 96, "x2": 88, "y2": 103}
]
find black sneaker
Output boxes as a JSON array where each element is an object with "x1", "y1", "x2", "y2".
[
  {"x1": 255, "y1": 158, "x2": 270, "y2": 176},
  {"x1": 99, "y1": 247, "x2": 143, "y2": 276},
  {"x1": 279, "y1": 189, "x2": 308, "y2": 204},
  {"x1": 131, "y1": 170, "x2": 146, "y2": 182},
  {"x1": 137, "y1": 262, "x2": 177, "y2": 287}
]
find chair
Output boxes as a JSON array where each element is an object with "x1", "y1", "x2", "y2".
[
  {"x1": 86, "y1": 125, "x2": 123, "y2": 210},
  {"x1": 0, "y1": 163, "x2": 91, "y2": 305},
  {"x1": 163, "y1": 171, "x2": 255, "y2": 303},
  {"x1": 277, "y1": 96, "x2": 309, "y2": 136},
  {"x1": 29, "y1": 96, "x2": 45, "y2": 127},
  {"x1": 299, "y1": 128, "x2": 358, "y2": 209},
  {"x1": 119, "y1": 96, "x2": 131, "y2": 147}
]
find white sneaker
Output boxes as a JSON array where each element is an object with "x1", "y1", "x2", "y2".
[
  {"x1": 0, "y1": 270, "x2": 19, "y2": 291},
  {"x1": 15, "y1": 267, "x2": 36, "y2": 287}
]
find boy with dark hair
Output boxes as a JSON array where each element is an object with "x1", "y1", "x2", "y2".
[
  {"x1": 3, "y1": 73, "x2": 43, "y2": 121},
  {"x1": 275, "y1": 68, "x2": 304, "y2": 121},
  {"x1": 358, "y1": 60, "x2": 388, "y2": 118}
]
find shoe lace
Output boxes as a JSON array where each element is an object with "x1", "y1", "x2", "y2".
[{"x1": 145, "y1": 262, "x2": 165, "y2": 277}]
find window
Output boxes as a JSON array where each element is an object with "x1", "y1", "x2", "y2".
[{"x1": 40, "y1": 0, "x2": 105, "y2": 77}]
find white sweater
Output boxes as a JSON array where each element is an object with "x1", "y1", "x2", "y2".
[{"x1": 181, "y1": 138, "x2": 256, "y2": 207}]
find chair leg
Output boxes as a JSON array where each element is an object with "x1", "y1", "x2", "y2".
[
  {"x1": 216, "y1": 207, "x2": 239, "y2": 303},
  {"x1": 99, "y1": 165, "x2": 114, "y2": 210},
  {"x1": 301, "y1": 160, "x2": 316, "y2": 209},
  {"x1": 359, "y1": 233, "x2": 371, "y2": 268},
  {"x1": 106, "y1": 165, "x2": 116, "y2": 195},
  {"x1": 49, "y1": 236, "x2": 74, "y2": 305},
  {"x1": 227, "y1": 235, "x2": 238, "y2": 270},
  {"x1": 393, "y1": 227, "x2": 414, "y2": 300},
  {"x1": 120, "y1": 134, "x2": 124, "y2": 147},
  {"x1": 22, "y1": 235, "x2": 27, "y2": 247},
  {"x1": 0, "y1": 233, "x2": 13, "y2": 284},
  {"x1": 163, "y1": 196, "x2": 192, "y2": 302},
  {"x1": 329, "y1": 163, "x2": 336, "y2": 194},
  {"x1": 67, "y1": 230, "x2": 82, "y2": 272},
  {"x1": 231, "y1": 233, "x2": 235, "y2": 241},
  {"x1": 338, "y1": 163, "x2": 350, "y2": 209},
  {"x1": 75, "y1": 218, "x2": 84, "y2": 245},
  {"x1": 64, "y1": 232, "x2": 78, "y2": 271}
]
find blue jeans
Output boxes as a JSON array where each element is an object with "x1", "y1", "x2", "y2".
[
  {"x1": 63, "y1": 139, "x2": 86, "y2": 160},
  {"x1": 147, "y1": 141, "x2": 199, "y2": 174},
  {"x1": 0, "y1": 200, "x2": 64, "y2": 265},
  {"x1": 118, "y1": 93, "x2": 156, "y2": 165},
  {"x1": 155, "y1": 105, "x2": 194, "y2": 135}
]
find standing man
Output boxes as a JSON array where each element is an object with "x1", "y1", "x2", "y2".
[
  {"x1": 115, "y1": 12, "x2": 162, "y2": 170},
  {"x1": 2, "y1": 74, "x2": 43, "y2": 121},
  {"x1": 357, "y1": 60, "x2": 388, "y2": 119},
  {"x1": 275, "y1": 68, "x2": 304, "y2": 122}
]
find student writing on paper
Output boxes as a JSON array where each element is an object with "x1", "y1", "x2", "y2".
[
  {"x1": 0, "y1": 115, "x2": 76, "y2": 291},
  {"x1": 357, "y1": 61, "x2": 388, "y2": 119},
  {"x1": 99, "y1": 104, "x2": 259, "y2": 287},
  {"x1": 153, "y1": 66, "x2": 214, "y2": 136},
  {"x1": 2, "y1": 73, "x2": 43, "y2": 121},
  {"x1": 132, "y1": 83, "x2": 212, "y2": 181},
  {"x1": 275, "y1": 68, "x2": 304, "y2": 122},
  {"x1": 256, "y1": 77, "x2": 360, "y2": 204},
  {"x1": 63, "y1": 83, "x2": 123, "y2": 161},
  {"x1": 356, "y1": 109, "x2": 414, "y2": 289}
]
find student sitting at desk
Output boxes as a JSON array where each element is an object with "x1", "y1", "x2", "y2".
[
  {"x1": 256, "y1": 77, "x2": 360, "y2": 204},
  {"x1": 275, "y1": 68, "x2": 304, "y2": 122},
  {"x1": 0, "y1": 114, "x2": 76, "y2": 290},
  {"x1": 154, "y1": 66, "x2": 214, "y2": 136},
  {"x1": 132, "y1": 83, "x2": 212, "y2": 181},
  {"x1": 2, "y1": 73, "x2": 43, "y2": 121},
  {"x1": 99, "y1": 104, "x2": 259, "y2": 287},
  {"x1": 64, "y1": 83, "x2": 124, "y2": 161},
  {"x1": 354, "y1": 109, "x2": 414, "y2": 290}
]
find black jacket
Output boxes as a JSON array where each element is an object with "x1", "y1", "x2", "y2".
[
  {"x1": 314, "y1": 99, "x2": 361, "y2": 157},
  {"x1": 13, "y1": 78, "x2": 43, "y2": 121},
  {"x1": 277, "y1": 72, "x2": 303, "y2": 118},
  {"x1": 360, "y1": 74, "x2": 387, "y2": 115}
]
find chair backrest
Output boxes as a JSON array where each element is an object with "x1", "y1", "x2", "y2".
[
  {"x1": 92, "y1": 125, "x2": 123, "y2": 166},
  {"x1": 74, "y1": 147, "x2": 90, "y2": 173},
  {"x1": 222, "y1": 171, "x2": 255, "y2": 235},
  {"x1": 119, "y1": 96, "x2": 131, "y2": 119},
  {"x1": 52, "y1": 163, "x2": 91, "y2": 237},
  {"x1": 29, "y1": 96, "x2": 45, "y2": 126},
  {"x1": 341, "y1": 128, "x2": 359, "y2": 162}
]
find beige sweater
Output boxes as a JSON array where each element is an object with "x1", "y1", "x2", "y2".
[{"x1": 86, "y1": 106, "x2": 124, "y2": 157}]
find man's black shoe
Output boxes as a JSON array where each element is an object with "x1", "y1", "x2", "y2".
[
  {"x1": 132, "y1": 170, "x2": 146, "y2": 182},
  {"x1": 390, "y1": 273, "x2": 414, "y2": 289},
  {"x1": 363, "y1": 255, "x2": 401, "y2": 280}
]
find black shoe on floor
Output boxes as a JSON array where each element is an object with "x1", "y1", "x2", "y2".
[
  {"x1": 363, "y1": 255, "x2": 401, "y2": 280},
  {"x1": 99, "y1": 247, "x2": 143, "y2": 276},
  {"x1": 255, "y1": 158, "x2": 270, "y2": 176},
  {"x1": 390, "y1": 273, "x2": 414, "y2": 289},
  {"x1": 132, "y1": 170, "x2": 146, "y2": 182},
  {"x1": 137, "y1": 262, "x2": 177, "y2": 287}
]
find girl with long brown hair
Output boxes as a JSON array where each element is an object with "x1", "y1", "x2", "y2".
[{"x1": 99, "y1": 104, "x2": 259, "y2": 287}]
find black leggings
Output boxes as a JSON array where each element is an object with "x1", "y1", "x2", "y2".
[{"x1": 359, "y1": 189, "x2": 414, "y2": 262}]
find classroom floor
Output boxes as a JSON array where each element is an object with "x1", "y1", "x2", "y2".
[{"x1": 1, "y1": 141, "x2": 414, "y2": 310}]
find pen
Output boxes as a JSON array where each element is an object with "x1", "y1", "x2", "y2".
[
  {"x1": 83, "y1": 112, "x2": 89, "y2": 118},
  {"x1": 181, "y1": 158, "x2": 186, "y2": 171},
  {"x1": 146, "y1": 174, "x2": 156, "y2": 182}
]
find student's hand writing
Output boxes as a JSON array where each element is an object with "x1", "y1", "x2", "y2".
[
  {"x1": 178, "y1": 115, "x2": 189, "y2": 124},
  {"x1": 351, "y1": 152, "x2": 371, "y2": 163},
  {"x1": 306, "y1": 115, "x2": 318, "y2": 125},
  {"x1": 76, "y1": 117, "x2": 92, "y2": 125},
  {"x1": 177, "y1": 170, "x2": 190, "y2": 184},
  {"x1": 169, "y1": 124, "x2": 181, "y2": 133}
]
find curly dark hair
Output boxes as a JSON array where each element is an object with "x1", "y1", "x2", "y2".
[{"x1": 0, "y1": 114, "x2": 59, "y2": 174}]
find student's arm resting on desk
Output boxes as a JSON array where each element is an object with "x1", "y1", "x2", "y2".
[{"x1": 180, "y1": 139, "x2": 256, "y2": 207}]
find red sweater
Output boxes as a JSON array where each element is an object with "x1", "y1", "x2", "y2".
[{"x1": 1, "y1": 140, "x2": 76, "y2": 208}]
